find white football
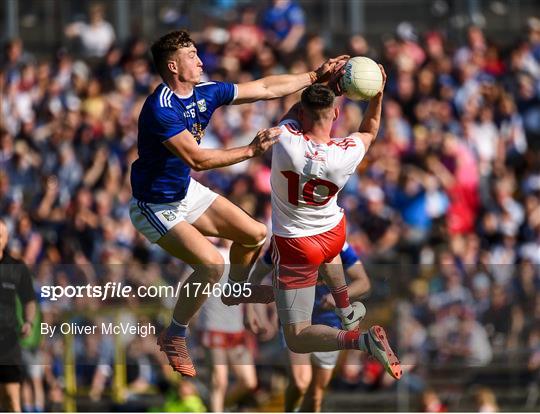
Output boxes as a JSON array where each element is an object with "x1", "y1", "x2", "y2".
[{"x1": 339, "y1": 56, "x2": 383, "y2": 101}]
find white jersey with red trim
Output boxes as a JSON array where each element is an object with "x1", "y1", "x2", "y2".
[{"x1": 271, "y1": 119, "x2": 366, "y2": 238}]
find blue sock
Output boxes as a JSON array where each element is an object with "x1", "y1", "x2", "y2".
[{"x1": 166, "y1": 318, "x2": 187, "y2": 337}]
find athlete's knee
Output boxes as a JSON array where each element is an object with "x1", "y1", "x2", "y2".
[
  {"x1": 201, "y1": 253, "x2": 225, "y2": 283},
  {"x1": 211, "y1": 372, "x2": 228, "y2": 392},
  {"x1": 241, "y1": 222, "x2": 267, "y2": 248},
  {"x1": 206, "y1": 264, "x2": 225, "y2": 283},
  {"x1": 291, "y1": 372, "x2": 310, "y2": 394},
  {"x1": 285, "y1": 336, "x2": 306, "y2": 354},
  {"x1": 238, "y1": 375, "x2": 257, "y2": 392}
]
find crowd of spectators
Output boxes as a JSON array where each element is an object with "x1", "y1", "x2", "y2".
[{"x1": 1, "y1": 0, "x2": 540, "y2": 411}]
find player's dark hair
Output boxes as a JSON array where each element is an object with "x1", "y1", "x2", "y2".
[
  {"x1": 151, "y1": 30, "x2": 194, "y2": 78},
  {"x1": 301, "y1": 84, "x2": 335, "y2": 121}
]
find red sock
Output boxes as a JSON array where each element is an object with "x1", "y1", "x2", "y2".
[
  {"x1": 337, "y1": 330, "x2": 360, "y2": 349},
  {"x1": 330, "y1": 285, "x2": 351, "y2": 309}
]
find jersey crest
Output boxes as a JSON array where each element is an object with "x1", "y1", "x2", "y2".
[{"x1": 197, "y1": 99, "x2": 207, "y2": 112}]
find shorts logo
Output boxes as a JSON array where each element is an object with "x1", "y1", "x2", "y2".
[
  {"x1": 162, "y1": 210, "x2": 177, "y2": 222},
  {"x1": 197, "y1": 99, "x2": 207, "y2": 112}
]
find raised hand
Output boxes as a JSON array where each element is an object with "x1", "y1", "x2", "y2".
[
  {"x1": 327, "y1": 59, "x2": 349, "y2": 95},
  {"x1": 314, "y1": 55, "x2": 350, "y2": 83},
  {"x1": 377, "y1": 64, "x2": 387, "y2": 95},
  {"x1": 249, "y1": 127, "x2": 281, "y2": 156}
]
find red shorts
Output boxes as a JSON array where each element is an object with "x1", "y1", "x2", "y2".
[
  {"x1": 200, "y1": 331, "x2": 247, "y2": 349},
  {"x1": 271, "y1": 215, "x2": 346, "y2": 289}
]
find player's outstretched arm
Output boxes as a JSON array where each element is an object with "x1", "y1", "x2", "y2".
[
  {"x1": 353, "y1": 64, "x2": 387, "y2": 151},
  {"x1": 233, "y1": 55, "x2": 349, "y2": 104},
  {"x1": 163, "y1": 128, "x2": 280, "y2": 171}
]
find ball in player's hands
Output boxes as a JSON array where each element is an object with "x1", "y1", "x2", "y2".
[{"x1": 339, "y1": 56, "x2": 383, "y2": 101}]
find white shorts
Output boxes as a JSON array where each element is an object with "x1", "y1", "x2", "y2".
[
  {"x1": 130, "y1": 178, "x2": 218, "y2": 243},
  {"x1": 311, "y1": 350, "x2": 339, "y2": 370}
]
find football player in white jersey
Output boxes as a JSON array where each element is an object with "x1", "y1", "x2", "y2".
[{"x1": 267, "y1": 66, "x2": 402, "y2": 380}]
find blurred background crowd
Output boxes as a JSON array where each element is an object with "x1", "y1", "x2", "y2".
[{"x1": 1, "y1": 0, "x2": 540, "y2": 411}]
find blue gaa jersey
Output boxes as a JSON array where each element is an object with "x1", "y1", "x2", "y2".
[
  {"x1": 264, "y1": 242, "x2": 360, "y2": 328},
  {"x1": 131, "y1": 81, "x2": 237, "y2": 203}
]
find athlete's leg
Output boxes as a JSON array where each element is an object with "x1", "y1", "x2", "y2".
[
  {"x1": 157, "y1": 221, "x2": 225, "y2": 324},
  {"x1": 285, "y1": 351, "x2": 311, "y2": 412},
  {"x1": 193, "y1": 195, "x2": 273, "y2": 304},
  {"x1": 317, "y1": 218, "x2": 358, "y2": 328},
  {"x1": 276, "y1": 286, "x2": 343, "y2": 353},
  {"x1": 319, "y1": 254, "x2": 347, "y2": 292},
  {"x1": 0, "y1": 382, "x2": 21, "y2": 412},
  {"x1": 277, "y1": 287, "x2": 395, "y2": 375},
  {"x1": 192, "y1": 195, "x2": 266, "y2": 281},
  {"x1": 21, "y1": 380, "x2": 31, "y2": 411},
  {"x1": 156, "y1": 222, "x2": 225, "y2": 377},
  {"x1": 207, "y1": 348, "x2": 228, "y2": 412},
  {"x1": 320, "y1": 256, "x2": 365, "y2": 331},
  {"x1": 225, "y1": 346, "x2": 257, "y2": 408},
  {"x1": 283, "y1": 320, "x2": 345, "y2": 353},
  {"x1": 31, "y1": 374, "x2": 45, "y2": 412},
  {"x1": 299, "y1": 365, "x2": 333, "y2": 412}
]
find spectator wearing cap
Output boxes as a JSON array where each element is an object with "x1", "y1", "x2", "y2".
[{"x1": 395, "y1": 22, "x2": 426, "y2": 68}]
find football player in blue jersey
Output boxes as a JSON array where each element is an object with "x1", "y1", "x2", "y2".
[
  {"x1": 250, "y1": 242, "x2": 371, "y2": 411},
  {"x1": 129, "y1": 30, "x2": 348, "y2": 377}
]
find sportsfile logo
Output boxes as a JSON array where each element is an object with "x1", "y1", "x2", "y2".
[
  {"x1": 39, "y1": 282, "x2": 252, "y2": 301},
  {"x1": 40, "y1": 282, "x2": 183, "y2": 301}
]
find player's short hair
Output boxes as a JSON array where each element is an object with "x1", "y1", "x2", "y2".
[
  {"x1": 301, "y1": 84, "x2": 335, "y2": 121},
  {"x1": 151, "y1": 30, "x2": 194, "y2": 78}
]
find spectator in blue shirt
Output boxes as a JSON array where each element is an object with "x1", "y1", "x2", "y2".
[{"x1": 262, "y1": 0, "x2": 305, "y2": 54}]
